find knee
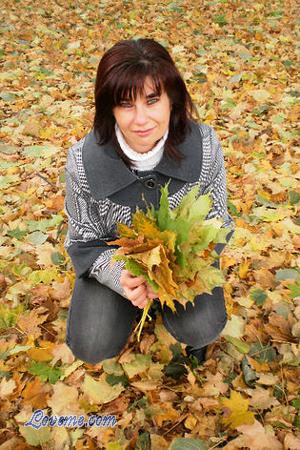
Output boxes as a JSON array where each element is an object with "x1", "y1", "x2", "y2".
[{"x1": 66, "y1": 336, "x2": 122, "y2": 365}]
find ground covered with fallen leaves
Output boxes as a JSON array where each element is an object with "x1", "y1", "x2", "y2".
[{"x1": 0, "y1": 0, "x2": 299, "y2": 449}]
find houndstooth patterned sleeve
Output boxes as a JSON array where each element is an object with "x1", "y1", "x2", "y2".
[
  {"x1": 199, "y1": 124, "x2": 235, "y2": 254},
  {"x1": 88, "y1": 249, "x2": 125, "y2": 296},
  {"x1": 64, "y1": 140, "x2": 126, "y2": 297}
]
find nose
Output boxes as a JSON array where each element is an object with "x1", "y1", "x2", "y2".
[{"x1": 134, "y1": 104, "x2": 148, "y2": 126}]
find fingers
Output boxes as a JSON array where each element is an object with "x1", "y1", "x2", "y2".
[
  {"x1": 120, "y1": 270, "x2": 145, "y2": 289},
  {"x1": 146, "y1": 285, "x2": 157, "y2": 299},
  {"x1": 120, "y1": 270, "x2": 156, "y2": 309},
  {"x1": 123, "y1": 283, "x2": 148, "y2": 309}
]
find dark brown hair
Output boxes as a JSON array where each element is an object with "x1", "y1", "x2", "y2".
[{"x1": 93, "y1": 38, "x2": 199, "y2": 166}]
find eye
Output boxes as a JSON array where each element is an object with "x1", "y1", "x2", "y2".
[
  {"x1": 147, "y1": 97, "x2": 159, "y2": 105},
  {"x1": 120, "y1": 101, "x2": 132, "y2": 108}
]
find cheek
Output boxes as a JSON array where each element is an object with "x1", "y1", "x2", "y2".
[{"x1": 115, "y1": 112, "x2": 131, "y2": 129}]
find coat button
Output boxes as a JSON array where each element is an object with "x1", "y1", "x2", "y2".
[{"x1": 144, "y1": 178, "x2": 156, "y2": 189}]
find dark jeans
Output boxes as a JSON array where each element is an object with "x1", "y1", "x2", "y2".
[{"x1": 65, "y1": 275, "x2": 227, "y2": 364}]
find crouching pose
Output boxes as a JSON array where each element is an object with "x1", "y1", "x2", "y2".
[{"x1": 64, "y1": 38, "x2": 235, "y2": 365}]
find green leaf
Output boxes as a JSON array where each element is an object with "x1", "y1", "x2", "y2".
[
  {"x1": 19, "y1": 425, "x2": 51, "y2": 446},
  {"x1": 289, "y1": 191, "x2": 300, "y2": 204},
  {"x1": 23, "y1": 145, "x2": 59, "y2": 158},
  {"x1": 7, "y1": 227, "x2": 27, "y2": 240},
  {"x1": 102, "y1": 359, "x2": 124, "y2": 376},
  {"x1": 122, "y1": 354, "x2": 152, "y2": 378},
  {"x1": 28, "y1": 269, "x2": 59, "y2": 284},
  {"x1": 164, "y1": 360, "x2": 188, "y2": 380},
  {"x1": 241, "y1": 356, "x2": 258, "y2": 387},
  {"x1": 249, "y1": 342, "x2": 277, "y2": 363},
  {"x1": 135, "y1": 431, "x2": 151, "y2": 450},
  {"x1": 26, "y1": 215, "x2": 64, "y2": 232},
  {"x1": 0, "y1": 175, "x2": 19, "y2": 189},
  {"x1": 250, "y1": 288, "x2": 267, "y2": 306},
  {"x1": 51, "y1": 252, "x2": 65, "y2": 265},
  {"x1": 287, "y1": 281, "x2": 300, "y2": 299},
  {"x1": 106, "y1": 373, "x2": 129, "y2": 388},
  {"x1": 157, "y1": 181, "x2": 172, "y2": 230},
  {"x1": 27, "y1": 231, "x2": 48, "y2": 245},
  {"x1": 124, "y1": 259, "x2": 158, "y2": 291},
  {"x1": 291, "y1": 396, "x2": 300, "y2": 410},
  {"x1": 0, "y1": 304, "x2": 24, "y2": 329},
  {"x1": 8, "y1": 344, "x2": 32, "y2": 355},
  {"x1": 106, "y1": 443, "x2": 125, "y2": 450},
  {"x1": 28, "y1": 361, "x2": 62, "y2": 384},
  {"x1": 225, "y1": 336, "x2": 250, "y2": 354},
  {"x1": 275, "y1": 269, "x2": 300, "y2": 281},
  {"x1": 170, "y1": 437, "x2": 208, "y2": 450},
  {"x1": 293, "y1": 413, "x2": 300, "y2": 429},
  {"x1": 83, "y1": 374, "x2": 124, "y2": 404},
  {"x1": 273, "y1": 384, "x2": 286, "y2": 402},
  {"x1": 213, "y1": 15, "x2": 227, "y2": 26}
]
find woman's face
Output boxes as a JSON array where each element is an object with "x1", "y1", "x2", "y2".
[{"x1": 112, "y1": 76, "x2": 172, "y2": 153}]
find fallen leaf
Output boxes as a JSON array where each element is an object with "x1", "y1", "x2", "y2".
[
  {"x1": 221, "y1": 390, "x2": 255, "y2": 429},
  {"x1": 82, "y1": 374, "x2": 124, "y2": 405}
]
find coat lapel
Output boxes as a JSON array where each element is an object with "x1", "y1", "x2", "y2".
[{"x1": 82, "y1": 119, "x2": 203, "y2": 200}]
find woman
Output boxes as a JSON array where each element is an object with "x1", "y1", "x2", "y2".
[{"x1": 64, "y1": 38, "x2": 235, "y2": 365}]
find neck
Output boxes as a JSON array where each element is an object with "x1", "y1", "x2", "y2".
[{"x1": 115, "y1": 123, "x2": 168, "y2": 171}]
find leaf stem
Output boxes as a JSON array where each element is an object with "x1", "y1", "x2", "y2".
[{"x1": 133, "y1": 299, "x2": 152, "y2": 342}]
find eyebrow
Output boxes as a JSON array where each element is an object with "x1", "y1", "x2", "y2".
[
  {"x1": 145, "y1": 92, "x2": 159, "y2": 98},
  {"x1": 121, "y1": 91, "x2": 159, "y2": 101}
]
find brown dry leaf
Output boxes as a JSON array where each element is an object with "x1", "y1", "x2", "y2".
[
  {"x1": 247, "y1": 356, "x2": 270, "y2": 372},
  {"x1": 27, "y1": 340, "x2": 56, "y2": 361},
  {"x1": 152, "y1": 401, "x2": 181, "y2": 427},
  {"x1": 50, "y1": 277, "x2": 71, "y2": 302},
  {"x1": 184, "y1": 413, "x2": 198, "y2": 430},
  {"x1": 283, "y1": 433, "x2": 300, "y2": 450},
  {"x1": 101, "y1": 396, "x2": 130, "y2": 415},
  {"x1": 259, "y1": 252, "x2": 286, "y2": 269},
  {"x1": 23, "y1": 120, "x2": 41, "y2": 137},
  {"x1": 200, "y1": 372, "x2": 229, "y2": 397},
  {"x1": 16, "y1": 306, "x2": 49, "y2": 339},
  {"x1": 139, "y1": 333, "x2": 156, "y2": 354},
  {"x1": 86, "y1": 427, "x2": 115, "y2": 449},
  {"x1": 248, "y1": 386, "x2": 280, "y2": 410},
  {"x1": 150, "y1": 434, "x2": 169, "y2": 450},
  {"x1": 257, "y1": 373, "x2": 279, "y2": 386},
  {"x1": 21, "y1": 377, "x2": 50, "y2": 409},
  {"x1": 51, "y1": 342, "x2": 75, "y2": 365},
  {"x1": 0, "y1": 378, "x2": 17, "y2": 398},
  {"x1": 236, "y1": 420, "x2": 283, "y2": 450},
  {"x1": 264, "y1": 312, "x2": 296, "y2": 343},
  {"x1": 131, "y1": 380, "x2": 160, "y2": 392},
  {"x1": 44, "y1": 195, "x2": 65, "y2": 212},
  {"x1": 50, "y1": 427, "x2": 71, "y2": 450},
  {"x1": 253, "y1": 268, "x2": 277, "y2": 289},
  {"x1": 35, "y1": 242, "x2": 56, "y2": 267},
  {"x1": 159, "y1": 389, "x2": 179, "y2": 403},
  {"x1": 239, "y1": 260, "x2": 251, "y2": 279},
  {"x1": 47, "y1": 381, "x2": 83, "y2": 416}
]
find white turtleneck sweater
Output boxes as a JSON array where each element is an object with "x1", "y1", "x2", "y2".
[{"x1": 115, "y1": 123, "x2": 168, "y2": 171}]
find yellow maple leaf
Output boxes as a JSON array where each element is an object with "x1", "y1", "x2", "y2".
[
  {"x1": 132, "y1": 209, "x2": 161, "y2": 238},
  {"x1": 221, "y1": 390, "x2": 255, "y2": 429}
]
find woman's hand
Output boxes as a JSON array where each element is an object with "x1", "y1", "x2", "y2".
[{"x1": 120, "y1": 269, "x2": 157, "y2": 309}]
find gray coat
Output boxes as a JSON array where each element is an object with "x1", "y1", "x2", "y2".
[{"x1": 64, "y1": 120, "x2": 235, "y2": 296}]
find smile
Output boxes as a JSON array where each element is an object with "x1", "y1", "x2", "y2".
[{"x1": 134, "y1": 127, "x2": 155, "y2": 136}]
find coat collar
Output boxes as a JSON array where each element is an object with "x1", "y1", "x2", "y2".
[{"x1": 82, "y1": 119, "x2": 203, "y2": 200}]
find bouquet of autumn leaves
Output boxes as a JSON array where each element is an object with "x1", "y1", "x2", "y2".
[{"x1": 107, "y1": 182, "x2": 232, "y2": 341}]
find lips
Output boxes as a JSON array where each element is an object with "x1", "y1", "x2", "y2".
[{"x1": 134, "y1": 127, "x2": 155, "y2": 136}]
